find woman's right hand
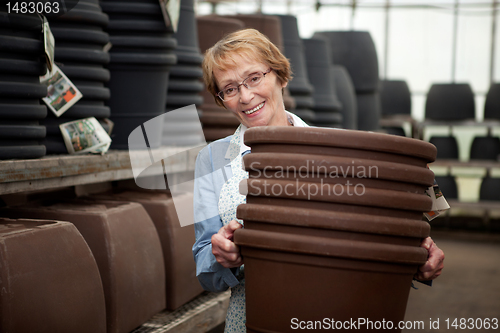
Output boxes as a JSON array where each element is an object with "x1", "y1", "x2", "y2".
[{"x1": 211, "y1": 219, "x2": 243, "y2": 268}]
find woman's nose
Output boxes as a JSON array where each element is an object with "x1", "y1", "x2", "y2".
[{"x1": 239, "y1": 85, "x2": 254, "y2": 103}]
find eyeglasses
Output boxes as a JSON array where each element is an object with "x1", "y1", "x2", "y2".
[{"x1": 217, "y1": 68, "x2": 272, "y2": 102}]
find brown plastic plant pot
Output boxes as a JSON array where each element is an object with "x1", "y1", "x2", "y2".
[
  {"x1": 234, "y1": 228, "x2": 428, "y2": 333},
  {"x1": 0, "y1": 218, "x2": 106, "y2": 333},
  {"x1": 242, "y1": 178, "x2": 432, "y2": 215},
  {"x1": 248, "y1": 169, "x2": 426, "y2": 194},
  {"x1": 89, "y1": 189, "x2": 204, "y2": 310},
  {"x1": 244, "y1": 126, "x2": 437, "y2": 167},
  {"x1": 0, "y1": 200, "x2": 166, "y2": 333},
  {"x1": 243, "y1": 152, "x2": 435, "y2": 189},
  {"x1": 237, "y1": 203, "x2": 430, "y2": 247}
]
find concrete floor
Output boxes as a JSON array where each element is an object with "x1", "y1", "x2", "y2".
[
  {"x1": 403, "y1": 230, "x2": 500, "y2": 332},
  {"x1": 208, "y1": 230, "x2": 500, "y2": 333}
]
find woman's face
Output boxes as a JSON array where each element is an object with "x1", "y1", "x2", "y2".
[{"x1": 213, "y1": 55, "x2": 289, "y2": 128}]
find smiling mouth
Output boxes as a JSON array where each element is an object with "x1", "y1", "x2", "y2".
[{"x1": 243, "y1": 101, "x2": 265, "y2": 115}]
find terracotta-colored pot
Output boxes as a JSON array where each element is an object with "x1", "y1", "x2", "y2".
[
  {"x1": 0, "y1": 218, "x2": 106, "y2": 333},
  {"x1": 0, "y1": 200, "x2": 165, "y2": 333},
  {"x1": 234, "y1": 228, "x2": 428, "y2": 333}
]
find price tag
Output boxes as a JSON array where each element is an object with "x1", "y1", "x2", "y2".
[
  {"x1": 159, "y1": 0, "x2": 180, "y2": 33},
  {"x1": 42, "y1": 15, "x2": 55, "y2": 73}
]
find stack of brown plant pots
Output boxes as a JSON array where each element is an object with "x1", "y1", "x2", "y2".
[
  {"x1": 0, "y1": 199, "x2": 165, "y2": 333},
  {"x1": 89, "y1": 189, "x2": 204, "y2": 310},
  {"x1": 234, "y1": 126, "x2": 437, "y2": 333},
  {"x1": 0, "y1": 218, "x2": 106, "y2": 333},
  {"x1": 197, "y1": 15, "x2": 244, "y2": 141}
]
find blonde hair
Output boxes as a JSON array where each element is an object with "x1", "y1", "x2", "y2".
[{"x1": 202, "y1": 28, "x2": 292, "y2": 108}]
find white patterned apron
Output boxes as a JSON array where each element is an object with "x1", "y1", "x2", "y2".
[{"x1": 217, "y1": 124, "x2": 248, "y2": 333}]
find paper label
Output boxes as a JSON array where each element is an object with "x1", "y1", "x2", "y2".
[
  {"x1": 59, "y1": 117, "x2": 112, "y2": 155},
  {"x1": 40, "y1": 64, "x2": 83, "y2": 117},
  {"x1": 42, "y1": 16, "x2": 55, "y2": 73},
  {"x1": 159, "y1": 0, "x2": 180, "y2": 32},
  {"x1": 424, "y1": 179, "x2": 451, "y2": 221}
]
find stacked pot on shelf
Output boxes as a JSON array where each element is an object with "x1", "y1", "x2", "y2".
[
  {"x1": 314, "y1": 31, "x2": 381, "y2": 131},
  {"x1": 276, "y1": 15, "x2": 315, "y2": 124},
  {"x1": 101, "y1": 0, "x2": 177, "y2": 149},
  {"x1": 162, "y1": 0, "x2": 205, "y2": 147},
  {"x1": 303, "y1": 36, "x2": 343, "y2": 128},
  {"x1": 234, "y1": 126, "x2": 437, "y2": 333},
  {"x1": 41, "y1": 0, "x2": 111, "y2": 153},
  {"x1": 0, "y1": 12, "x2": 47, "y2": 159}
]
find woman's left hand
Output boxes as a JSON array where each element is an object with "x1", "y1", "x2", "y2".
[{"x1": 415, "y1": 237, "x2": 445, "y2": 281}]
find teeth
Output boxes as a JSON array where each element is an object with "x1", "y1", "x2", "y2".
[{"x1": 244, "y1": 102, "x2": 264, "y2": 114}]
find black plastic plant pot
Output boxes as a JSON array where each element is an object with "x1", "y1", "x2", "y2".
[
  {"x1": 312, "y1": 111, "x2": 343, "y2": 127},
  {"x1": 50, "y1": 28, "x2": 110, "y2": 46},
  {"x1": 55, "y1": 47, "x2": 110, "y2": 65},
  {"x1": 0, "y1": 123, "x2": 46, "y2": 140},
  {"x1": 380, "y1": 80, "x2": 412, "y2": 116},
  {"x1": 314, "y1": 30, "x2": 380, "y2": 93},
  {"x1": 49, "y1": 103, "x2": 111, "y2": 119},
  {"x1": 356, "y1": 92, "x2": 381, "y2": 131},
  {"x1": 109, "y1": 36, "x2": 177, "y2": 52},
  {"x1": 0, "y1": 81, "x2": 47, "y2": 99},
  {"x1": 40, "y1": 136, "x2": 70, "y2": 154},
  {"x1": 434, "y1": 175, "x2": 458, "y2": 200},
  {"x1": 0, "y1": 58, "x2": 47, "y2": 76},
  {"x1": 429, "y1": 136, "x2": 459, "y2": 160},
  {"x1": 169, "y1": 65, "x2": 203, "y2": 79},
  {"x1": 483, "y1": 83, "x2": 500, "y2": 120},
  {"x1": 109, "y1": 113, "x2": 163, "y2": 150},
  {"x1": 480, "y1": 177, "x2": 500, "y2": 201},
  {"x1": 425, "y1": 83, "x2": 475, "y2": 121},
  {"x1": 0, "y1": 35, "x2": 43, "y2": 57},
  {"x1": 303, "y1": 37, "x2": 342, "y2": 112},
  {"x1": 333, "y1": 65, "x2": 357, "y2": 130},
  {"x1": 106, "y1": 19, "x2": 171, "y2": 33},
  {"x1": 0, "y1": 103, "x2": 47, "y2": 120},
  {"x1": 106, "y1": 64, "x2": 171, "y2": 116},
  {"x1": 60, "y1": 65, "x2": 110, "y2": 83},
  {"x1": 173, "y1": 0, "x2": 202, "y2": 65},
  {"x1": 287, "y1": 94, "x2": 314, "y2": 109},
  {"x1": 470, "y1": 137, "x2": 500, "y2": 160},
  {"x1": 167, "y1": 78, "x2": 204, "y2": 93},
  {"x1": 0, "y1": 143, "x2": 46, "y2": 160},
  {"x1": 166, "y1": 93, "x2": 203, "y2": 108}
]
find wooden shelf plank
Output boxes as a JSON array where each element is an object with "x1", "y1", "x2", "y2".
[
  {"x1": 131, "y1": 291, "x2": 230, "y2": 333},
  {"x1": 0, "y1": 146, "x2": 204, "y2": 195}
]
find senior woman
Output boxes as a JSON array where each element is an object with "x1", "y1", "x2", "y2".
[{"x1": 192, "y1": 28, "x2": 444, "y2": 332}]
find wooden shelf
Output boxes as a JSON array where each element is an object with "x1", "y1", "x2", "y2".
[
  {"x1": 131, "y1": 291, "x2": 230, "y2": 333},
  {"x1": 0, "y1": 146, "x2": 204, "y2": 195}
]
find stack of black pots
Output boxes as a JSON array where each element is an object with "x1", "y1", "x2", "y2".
[
  {"x1": 276, "y1": 15, "x2": 315, "y2": 124},
  {"x1": 470, "y1": 83, "x2": 500, "y2": 160},
  {"x1": 0, "y1": 12, "x2": 47, "y2": 159},
  {"x1": 101, "y1": 0, "x2": 177, "y2": 149},
  {"x1": 162, "y1": 0, "x2": 205, "y2": 147},
  {"x1": 333, "y1": 65, "x2": 357, "y2": 129},
  {"x1": 303, "y1": 36, "x2": 342, "y2": 128},
  {"x1": 380, "y1": 80, "x2": 412, "y2": 136},
  {"x1": 41, "y1": 0, "x2": 111, "y2": 154},
  {"x1": 314, "y1": 31, "x2": 381, "y2": 131},
  {"x1": 197, "y1": 15, "x2": 244, "y2": 141},
  {"x1": 425, "y1": 83, "x2": 475, "y2": 160}
]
